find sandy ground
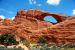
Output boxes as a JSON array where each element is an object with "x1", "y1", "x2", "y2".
[{"x1": 7, "y1": 43, "x2": 29, "y2": 50}]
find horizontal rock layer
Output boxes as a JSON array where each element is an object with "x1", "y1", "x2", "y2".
[{"x1": 0, "y1": 9, "x2": 75, "y2": 44}]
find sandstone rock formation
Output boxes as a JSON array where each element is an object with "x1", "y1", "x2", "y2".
[{"x1": 0, "y1": 9, "x2": 75, "y2": 44}]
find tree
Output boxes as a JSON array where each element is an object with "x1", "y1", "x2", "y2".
[{"x1": 0, "y1": 33, "x2": 18, "y2": 47}]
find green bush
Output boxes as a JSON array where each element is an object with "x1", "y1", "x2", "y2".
[
  {"x1": 37, "y1": 36, "x2": 48, "y2": 44},
  {"x1": 20, "y1": 39, "x2": 30, "y2": 47},
  {"x1": 0, "y1": 33, "x2": 18, "y2": 46}
]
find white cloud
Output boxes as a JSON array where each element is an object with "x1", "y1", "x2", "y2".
[
  {"x1": 29, "y1": 0, "x2": 36, "y2": 4},
  {"x1": 0, "y1": 15, "x2": 5, "y2": 19},
  {"x1": 0, "y1": 15, "x2": 15, "y2": 20},
  {"x1": 29, "y1": 0, "x2": 42, "y2": 6},
  {"x1": 29, "y1": 0, "x2": 33, "y2": 4},
  {"x1": 72, "y1": 9, "x2": 75, "y2": 15},
  {"x1": 47, "y1": 0, "x2": 61, "y2": 5},
  {"x1": 37, "y1": 4, "x2": 42, "y2": 7},
  {"x1": 33, "y1": 1, "x2": 36, "y2": 4},
  {"x1": 11, "y1": 17, "x2": 15, "y2": 20}
]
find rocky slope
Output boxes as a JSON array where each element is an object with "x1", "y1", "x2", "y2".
[{"x1": 0, "y1": 9, "x2": 75, "y2": 44}]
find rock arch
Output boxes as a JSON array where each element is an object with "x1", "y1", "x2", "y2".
[{"x1": 38, "y1": 12, "x2": 68, "y2": 23}]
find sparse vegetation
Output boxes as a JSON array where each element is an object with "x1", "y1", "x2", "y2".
[
  {"x1": 0, "y1": 33, "x2": 75, "y2": 50},
  {"x1": 38, "y1": 36, "x2": 48, "y2": 44},
  {"x1": 20, "y1": 39, "x2": 30, "y2": 48}
]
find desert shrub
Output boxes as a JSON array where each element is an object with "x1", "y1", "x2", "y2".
[
  {"x1": 0, "y1": 33, "x2": 18, "y2": 47},
  {"x1": 37, "y1": 36, "x2": 48, "y2": 44},
  {"x1": 62, "y1": 44, "x2": 75, "y2": 48},
  {"x1": 20, "y1": 39, "x2": 30, "y2": 47}
]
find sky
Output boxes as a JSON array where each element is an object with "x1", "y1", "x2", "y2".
[{"x1": 0, "y1": 0, "x2": 75, "y2": 23}]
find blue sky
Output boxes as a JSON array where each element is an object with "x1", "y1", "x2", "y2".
[{"x1": 0, "y1": 0, "x2": 75, "y2": 23}]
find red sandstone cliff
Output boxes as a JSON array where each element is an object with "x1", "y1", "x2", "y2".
[{"x1": 0, "y1": 9, "x2": 75, "y2": 44}]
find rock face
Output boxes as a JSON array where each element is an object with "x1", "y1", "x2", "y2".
[{"x1": 0, "y1": 9, "x2": 75, "y2": 44}]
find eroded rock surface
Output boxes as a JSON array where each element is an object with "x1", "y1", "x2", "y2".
[{"x1": 0, "y1": 9, "x2": 75, "y2": 44}]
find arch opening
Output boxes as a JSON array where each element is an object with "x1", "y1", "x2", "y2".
[{"x1": 43, "y1": 16, "x2": 57, "y2": 24}]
